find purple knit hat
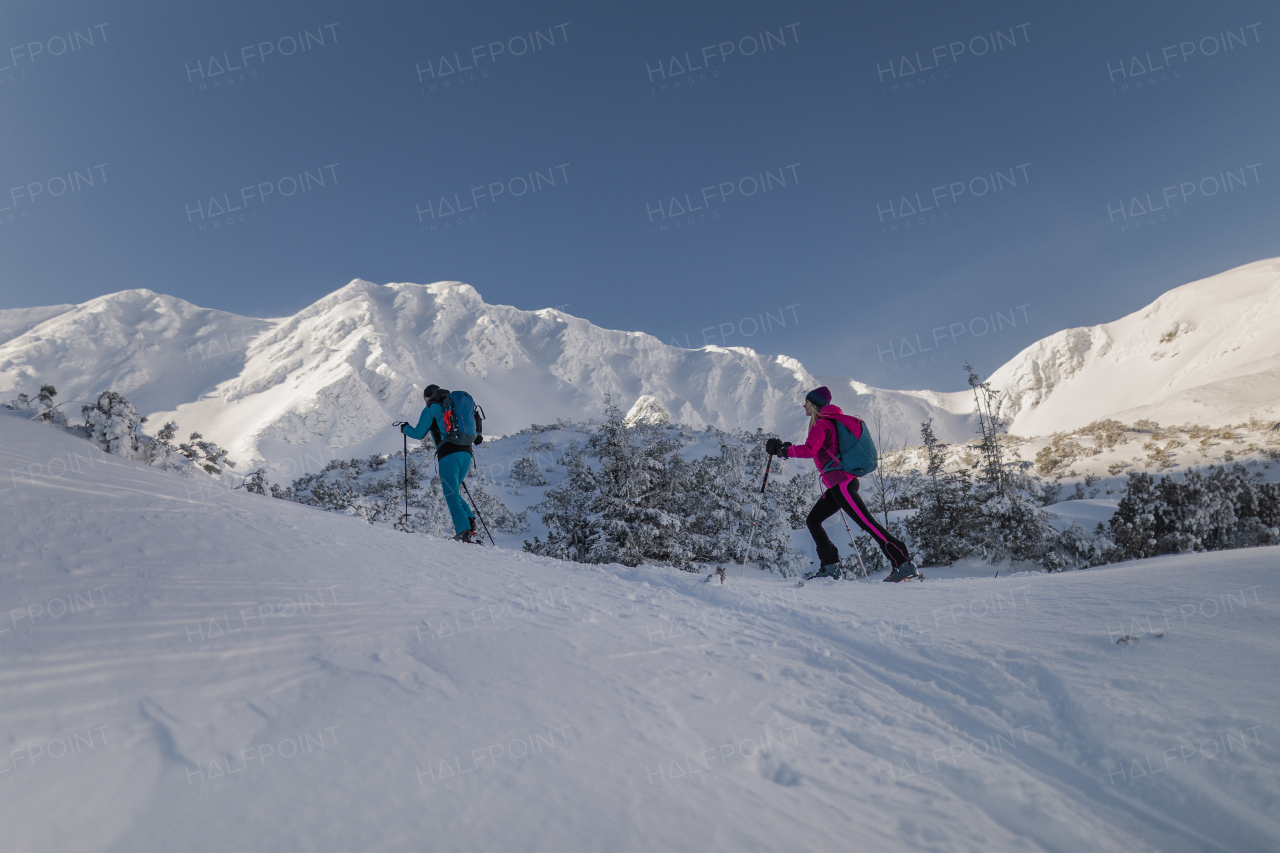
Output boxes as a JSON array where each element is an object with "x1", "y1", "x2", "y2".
[{"x1": 805, "y1": 386, "x2": 832, "y2": 408}]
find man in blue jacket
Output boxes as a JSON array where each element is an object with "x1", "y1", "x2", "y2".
[{"x1": 401, "y1": 385, "x2": 480, "y2": 542}]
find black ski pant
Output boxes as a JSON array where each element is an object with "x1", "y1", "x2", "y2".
[{"x1": 806, "y1": 477, "x2": 911, "y2": 569}]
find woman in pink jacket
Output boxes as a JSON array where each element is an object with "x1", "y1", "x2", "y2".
[{"x1": 766, "y1": 386, "x2": 919, "y2": 581}]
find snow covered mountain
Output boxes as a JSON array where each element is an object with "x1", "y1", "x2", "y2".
[
  {"x1": 988, "y1": 257, "x2": 1280, "y2": 435},
  {"x1": 0, "y1": 280, "x2": 979, "y2": 474},
  {"x1": 1, "y1": 258, "x2": 1277, "y2": 476}
]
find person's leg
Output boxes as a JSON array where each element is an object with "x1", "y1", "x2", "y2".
[
  {"x1": 456, "y1": 452, "x2": 475, "y2": 528},
  {"x1": 835, "y1": 478, "x2": 911, "y2": 568},
  {"x1": 806, "y1": 491, "x2": 841, "y2": 567},
  {"x1": 439, "y1": 453, "x2": 474, "y2": 535}
]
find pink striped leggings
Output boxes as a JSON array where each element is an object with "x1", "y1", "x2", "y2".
[{"x1": 805, "y1": 478, "x2": 911, "y2": 569}]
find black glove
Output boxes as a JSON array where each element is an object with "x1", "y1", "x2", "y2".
[
  {"x1": 393, "y1": 421, "x2": 408, "y2": 433},
  {"x1": 766, "y1": 438, "x2": 787, "y2": 456},
  {"x1": 474, "y1": 434, "x2": 483, "y2": 445}
]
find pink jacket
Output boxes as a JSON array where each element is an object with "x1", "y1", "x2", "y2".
[{"x1": 785, "y1": 404, "x2": 862, "y2": 489}]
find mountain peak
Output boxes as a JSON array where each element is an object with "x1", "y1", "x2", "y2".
[{"x1": 3, "y1": 259, "x2": 1277, "y2": 474}]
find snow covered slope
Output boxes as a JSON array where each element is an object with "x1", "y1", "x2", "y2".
[
  {"x1": 0, "y1": 303, "x2": 75, "y2": 346},
  {"x1": 3, "y1": 408, "x2": 1279, "y2": 852},
  {"x1": 991, "y1": 258, "x2": 1280, "y2": 435},
  {"x1": 0, "y1": 289, "x2": 269, "y2": 420}
]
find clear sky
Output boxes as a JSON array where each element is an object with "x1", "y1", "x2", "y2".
[{"x1": 2, "y1": 0, "x2": 1277, "y2": 392}]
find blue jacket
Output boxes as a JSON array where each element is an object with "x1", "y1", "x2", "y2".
[
  {"x1": 402, "y1": 403, "x2": 444, "y2": 443},
  {"x1": 403, "y1": 403, "x2": 471, "y2": 459}
]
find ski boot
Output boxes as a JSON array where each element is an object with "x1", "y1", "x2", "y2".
[
  {"x1": 884, "y1": 561, "x2": 921, "y2": 582},
  {"x1": 803, "y1": 563, "x2": 841, "y2": 581},
  {"x1": 453, "y1": 529, "x2": 476, "y2": 544}
]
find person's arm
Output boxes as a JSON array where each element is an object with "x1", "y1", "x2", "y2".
[
  {"x1": 402, "y1": 404, "x2": 440, "y2": 441},
  {"x1": 784, "y1": 420, "x2": 829, "y2": 459}
]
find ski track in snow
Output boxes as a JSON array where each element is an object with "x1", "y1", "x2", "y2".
[{"x1": 2, "y1": 412, "x2": 1278, "y2": 852}]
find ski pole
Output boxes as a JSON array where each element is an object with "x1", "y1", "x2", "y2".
[
  {"x1": 739, "y1": 452, "x2": 774, "y2": 578},
  {"x1": 461, "y1": 481, "x2": 496, "y2": 546},
  {"x1": 838, "y1": 510, "x2": 871, "y2": 578},
  {"x1": 392, "y1": 422, "x2": 410, "y2": 525}
]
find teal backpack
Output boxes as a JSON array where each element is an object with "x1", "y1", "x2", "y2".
[
  {"x1": 440, "y1": 390, "x2": 483, "y2": 445},
  {"x1": 822, "y1": 414, "x2": 878, "y2": 477}
]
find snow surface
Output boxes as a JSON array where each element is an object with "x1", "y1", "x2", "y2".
[
  {"x1": 5, "y1": 257, "x2": 1277, "y2": 478},
  {"x1": 3, "y1": 410, "x2": 1279, "y2": 852},
  {"x1": 0, "y1": 304, "x2": 75, "y2": 347}
]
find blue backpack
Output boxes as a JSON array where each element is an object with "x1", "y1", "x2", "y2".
[
  {"x1": 440, "y1": 390, "x2": 483, "y2": 446},
  {"x1": 822, "y1": 414, "x2": 878, "y2": 477}
]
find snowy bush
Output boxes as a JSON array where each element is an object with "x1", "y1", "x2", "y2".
[
  {"x1": 7, "y1": 384, "x2": 69, "y2": 425},
  {"x1": 779, "y1": 467, "x2": 821, "y2": 530},
  {"x1": 679, "y1": 430, "x2": 800, "y2": 575},
  {"x1": 240, "y1": 469, "x2": 268, "y2": 495},
  {"x1": 525, "y1": 400, "x2": 800, "y2": 574},
  {"x1": 1053, "y1": 522, "x2": 1118, "y2": 569},
  {"x1": 903, "y1": 420, "x2": 975, "y2": 566},
  {"x1": 178, "y1": 432, "x2": 235, "y2": 475},
  {"x1": 527, "y1": 398, "x2": 688, "y2": 568},
  {"x1": 510, "y1": 456, "x2": 548, "y2": 486},
  {"x1": 34, "y1": 385, "x2": 70, "y2": 425},
  {"x1": 141, "y1": 421, "x2": 197, "y2": 474},
  {"x1": 82, "y1": 391, "x2": 145, "y2": 460},
  {"x1": 971, "y1": 493, "x2": 1059, "y2": 564},
  {"x1": 1110, "y1": 466, "x2": 1280, "y2": 559}
]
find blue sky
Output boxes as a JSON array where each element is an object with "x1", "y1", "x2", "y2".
[{"x1": 2, "y1": 0, "x2": 1277, "y2": 392}]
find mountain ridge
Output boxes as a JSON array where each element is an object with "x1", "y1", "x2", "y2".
[{"x1": 2, "y1": 258, "x2": 1277, "y2": 475}]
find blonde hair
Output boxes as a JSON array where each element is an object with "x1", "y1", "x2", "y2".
[{"x1": 805, "y1": 400, "x2": 822, "y2": 431}]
